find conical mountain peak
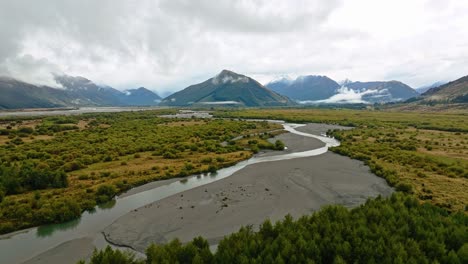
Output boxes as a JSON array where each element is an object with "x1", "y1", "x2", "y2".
[
  {"x1": 161, "y1": 70, "x2": 295, "y2": 107},
  {"x1": 218, "y1": 69, "x2": 241, "y2": 77},
  {"x1": 212, "y1": 70, "x2": 250, "y2": 85}
]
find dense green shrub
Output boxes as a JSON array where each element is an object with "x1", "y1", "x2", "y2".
[
  {"x1": 80, "y1": 194, "x2": 468, "y2": 264},
  {"x1": 18, "y1": 127, "x2": 34, "y2": 134},
  {"x1": 207, "y1": 165, "x2": 218, "y2": 173},
  {"x1": 396, "y1": 182, "x2": 413, "y2": 193},
  {"x1": 0, "y1": 164, "x2": 68, "y2": 194},
  {"x1": 146, "y1": 237, "x2": 213, "y2": 264},
  {"x1": 274, "y1": 139, "x2": 285, "y2": 150},
  {"x1": 77, "y1": 246, "x2": 143, "y2": 264},
  {"x1": 96, "y1": 184, "x2": 117, "y2": 202}
]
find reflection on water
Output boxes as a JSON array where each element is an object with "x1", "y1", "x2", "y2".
[
  {"x1": 179, "y1": 178, "x2": 189, "y2": 184},
  {"x1": 35, "y1": 199, "x2": 116, "y2": 238},
  {"x1": 97, "y1": 199, "x2": 117, "y2": 210},
  {"x1": 36, "y1": 218, "x2": 81, "y2": 238}
]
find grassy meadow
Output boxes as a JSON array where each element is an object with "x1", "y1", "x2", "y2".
[{"x1": 215, "y1": 108, "x2": 468, "y2": 211}]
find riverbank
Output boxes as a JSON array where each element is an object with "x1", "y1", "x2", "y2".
[
  {"x1": 23, "y1": 237, "x2": 95, "y2": 264},
  {"x1": 15, "y1": 123, "x2": 392, "y2": 263},
  {"x1": 119, "y1": 125, "x2": 331, "y2": 199},
  {"x1": 103, "y1": 124, "x2": 392, "y2": 252}
]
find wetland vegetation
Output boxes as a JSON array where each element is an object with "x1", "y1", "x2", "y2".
[
  {"x1": 0, "y1": 108, "x2": 466, "y2": 263},
  {"x1": 0, "y1": 110, "x2": 282, "y2": 233},
  {"x1": 79, "y1": 108, "x2": 467, "y2": 264},
  {"x1": 215, "y1": 109, "x2": 468, "y2": 212}
]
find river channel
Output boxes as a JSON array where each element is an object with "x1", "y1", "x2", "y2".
[{"x1": 0, "y1": 122, "x2": 386, "y2": 264}]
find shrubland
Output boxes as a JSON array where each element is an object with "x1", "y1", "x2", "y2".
[
  {"x1": 0, "y1": 110, "x2": 282, "y2": 233},
  {"x1": 81, "y1": 108, "x2": 467, "y2": 264},
  {"x1": 80, "y1": 193, "x2": 468, "y2": 263},
  {"x1": 215, "y1": 109, "x2": 468, "y2": 211},
  {"x1": 3, "y1": 108, "x2": 467, "y2": 263}
]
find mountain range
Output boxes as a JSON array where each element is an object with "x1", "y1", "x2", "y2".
[
  {"x1": 0, "y1": 70, "x2": 466, "y2": 110},
  {"x1": 266, "y1": 76, "x2": 340, "y2": 101},
  {"x1": 266, "y1": 76, "x2": 419, "y2": 103},
  {"x1": 160, "y1": 70, "x2": 294, "y2": 107},
  {"x1": 0, "y1": 75, "x2": 161, "y2": 109}
]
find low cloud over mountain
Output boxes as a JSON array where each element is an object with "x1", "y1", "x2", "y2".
[
  {"x1": 267, "y1": 76, "x2": 419, "y2": 104},
  {"x1": 1, "y1": 1, "x2": 467, "y2": 93},
  {"x1": 0, "y1": 75, "x2": 161, "y2": 109}
]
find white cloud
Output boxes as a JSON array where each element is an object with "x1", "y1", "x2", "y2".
[
  {"x1": 2, "y1": 55, "x2": 63, "y2": 87},
  {"x1": 300, "y1": 86, "x2": 380, "y2": 104},
  {"x1": 212, "y1": 73, "x2": 249, "y2": 85},
  {"x1": 0, "y1": 0, "x2": 467, "y2": 93}
]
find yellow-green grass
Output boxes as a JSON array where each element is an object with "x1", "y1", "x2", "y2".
[
  {"x1": 0, "y1": 112, "x2": 283, "y2": 233},
  {"x1": 215, "y1": 108, "x2": 468, "y2": 212},
  {"x1": 69, "y1": 150, "x2": 251, "y2": 189}
]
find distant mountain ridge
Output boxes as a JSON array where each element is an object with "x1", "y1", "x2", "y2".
[
  {"x1": 415, "y1": 81, "x2": 447, "y2": 94},
  {"x1": 120, "y1": 87, "x2": 162, "y2": 106},
  {"x1": 160, "y1": 70, "x2": 295, "y2": 107},
  {"x1": 266, "y1": 76, "x2": 418, "y2": 103},
  {"x1": 0, "y1": 75, "x2": 161, "y2": 109},
  {"x1": 54, "y1": 75, "x2": 124, "y2": 106},
  {"x1": 344, "y1": 81, "x2": 419, "y2": 103},
  {"x1": 388, "y1": 75, "x2": 468, "y2": 112},
  {"x1": 0, "y1": 76, "x2": 73, "y2": 109},
  {"x1": 421, "y1": 75, "x2": 468, "y2": 103},
  {"x1": 267, "y1": 75, "x2": 340, "y2": 101},
  {"x1": 2, "y1": 71, "x2": 464, "y2": 110}
]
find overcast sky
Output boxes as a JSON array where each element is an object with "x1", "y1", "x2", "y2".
[{"x1": 0, "y1": 0, "x2": 467, "y2": 94}]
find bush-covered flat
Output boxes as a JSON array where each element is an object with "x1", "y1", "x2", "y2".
[
  {"x1": 0, "y1": 110, "x2": 282, "y2": 234},
  {"x1": 78, "y1": 108, "x2": 467, "y2": 264},
  {"x1": 215, "y1": 109, "x2": 468, "y2": 211},
  {"x1": 3, "y1": 108, "x2": 467, "y2": 263},
  {"x1": 80, "y1": 193, "x2": 468, "y2": 264}
]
